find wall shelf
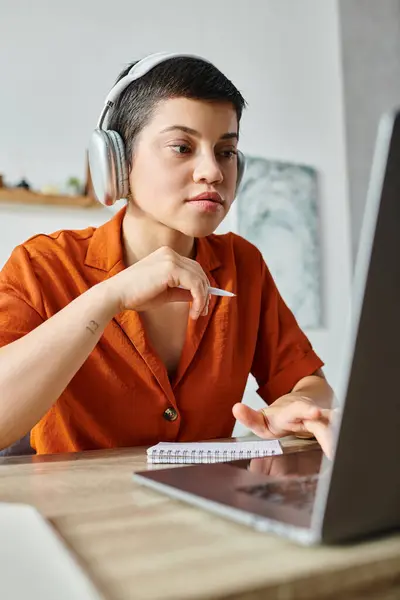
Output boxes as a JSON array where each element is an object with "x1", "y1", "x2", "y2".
[{"x1": 0, "y1": 187, "x2": 100, "y2": 209}]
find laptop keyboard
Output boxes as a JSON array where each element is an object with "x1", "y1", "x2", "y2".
[{"x1": 237, "y1": 474, "x2": 319, "y2": 512}]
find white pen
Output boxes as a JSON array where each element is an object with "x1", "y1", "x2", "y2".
[{"x1": 178, "y1": 285, "x2": 236, "y2": 297}]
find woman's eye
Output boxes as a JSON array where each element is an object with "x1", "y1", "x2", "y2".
[
  {"x1": 170, "y1": 144, "x2": 191, "y2": 154},
  {"x1": 219, "y1": 149, "x2": 237, "y2": 159}
]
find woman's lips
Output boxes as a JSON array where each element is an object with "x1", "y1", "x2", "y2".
[
  {"x1": 186, "y1": 191, "x2": 224, "y2": 213},
  {"x1": 187, "y1": 191, "x2": 223, "y2": 204},
  {"x1": 187, "y1": 199, "x2": 223, "y2": 213}
]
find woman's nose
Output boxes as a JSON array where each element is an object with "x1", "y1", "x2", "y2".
[{"x1": 192, "y1": 153, "x2": 223, "y2": 185}]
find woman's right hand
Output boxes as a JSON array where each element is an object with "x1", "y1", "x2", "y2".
[{"x1": 104, "y1": 246, "x2": 211, "y2": 319}]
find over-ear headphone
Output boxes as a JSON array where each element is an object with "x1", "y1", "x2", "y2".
[{"x1": 88, "y1": 52, "x2": 245, "y2": 206}]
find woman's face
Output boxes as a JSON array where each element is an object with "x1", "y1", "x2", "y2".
[{"x1": 127, "y1": 97, "x2": 239, "y2": 237}]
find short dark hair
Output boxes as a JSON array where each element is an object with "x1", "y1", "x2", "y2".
[{"x1": 107, "y1": 56, "x2": 247, "y2": 162}]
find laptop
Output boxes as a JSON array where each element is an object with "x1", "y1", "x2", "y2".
[{"x1": 134, "y1": 109, "x2": 400, "y2": 545}]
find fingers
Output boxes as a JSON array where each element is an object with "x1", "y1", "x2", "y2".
[
  {"x1": 269, "y1": 401, "x2": 321, "y2": 436},
  {"x1": 233, "y1": 398, "x2": 335, "y2": 460},
  {"x1": 162, "y1": 250, "x2": 210, "y2": 319},
  {"x1": 121, "y1": 246, "x2": 214, "y2": 314},
  {"x1": 303, "y1": 418, "x2": 334, "y2": 459},
  {"x1": 232, "y1": 401, "x2": 321, "y2": 439},
  {"x1": 184, "y1": 278, "x2": 208, "y2": 319},
  {"x1": 232, "y1": 404, "x2": 274, "y2": 438},
  {"x1": 190, "y1": 280, "x2": 210, "y2": 319},
  {"x1": 180, "y1": 257, "x2": 210, "y2": 319},
  {"x1": 285, "y1": 400, "x2": 321, "y2": 422}
]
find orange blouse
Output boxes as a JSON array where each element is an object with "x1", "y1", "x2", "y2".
[{"x1": 0, "y1": 207, "x2": 323, "y2": 454}]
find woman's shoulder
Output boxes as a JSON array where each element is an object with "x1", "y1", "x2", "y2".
[
  {"x1": 20, "y1": 226, "x2": 96, "y2": 263},
  {"x1": 1, "y1": 226, "x2": 97, "y2": 291}
]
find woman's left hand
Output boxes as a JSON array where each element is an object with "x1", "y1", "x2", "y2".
[{"x1": 232, "y1": 395, "x2": 337, "y2": 458}]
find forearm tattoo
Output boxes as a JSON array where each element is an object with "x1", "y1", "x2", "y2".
[{"x1": 86, "y1": 320, "x2": 99, "y2": 335}]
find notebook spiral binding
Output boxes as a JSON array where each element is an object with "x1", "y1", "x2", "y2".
[{"x1": 150, "y1": 447, "x2": 277, "y2": 464}]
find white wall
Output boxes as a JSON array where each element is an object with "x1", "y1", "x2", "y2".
[
  {"x1": 0, "y1": 204, "x2": 115, "y2": 268},
  {"x1": 339, "y1": 0, "x2": 400, "y2": 261},
  {"x1": 0, "y1": 0, "x2": 352, "y2": 433}
]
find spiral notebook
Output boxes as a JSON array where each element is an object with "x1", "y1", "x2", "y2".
[{"x1": 147, "y1": 439, "x2": 282, "y2": 464}]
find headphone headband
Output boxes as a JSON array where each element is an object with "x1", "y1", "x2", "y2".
[{"x1": 97, "y1": 52, "x2": 210, "y2": 129}]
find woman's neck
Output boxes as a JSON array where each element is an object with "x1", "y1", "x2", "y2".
[{"x1": 121, "y1": 203, "x2": 195, "y2": 267}]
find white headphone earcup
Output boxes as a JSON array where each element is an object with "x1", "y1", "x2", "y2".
[
  {"x1": 88, "y1": 129, "x2": 129, "y2": 206},
  {"x1": 107, "y1": 130, "x2": 129, "y2": 200}
]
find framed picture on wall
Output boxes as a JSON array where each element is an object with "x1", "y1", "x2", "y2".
[{"x1": 236, "y1": 155, "x2": 322, "y2": 329}]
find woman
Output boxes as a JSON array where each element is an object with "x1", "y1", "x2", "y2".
[{"x1": 0, "y1": 53, "x2": 334, "y2": 456}]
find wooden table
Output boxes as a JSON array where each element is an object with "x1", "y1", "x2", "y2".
[{"x1": 0, "y1": 438, "x2": 399, "y2": 600}]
